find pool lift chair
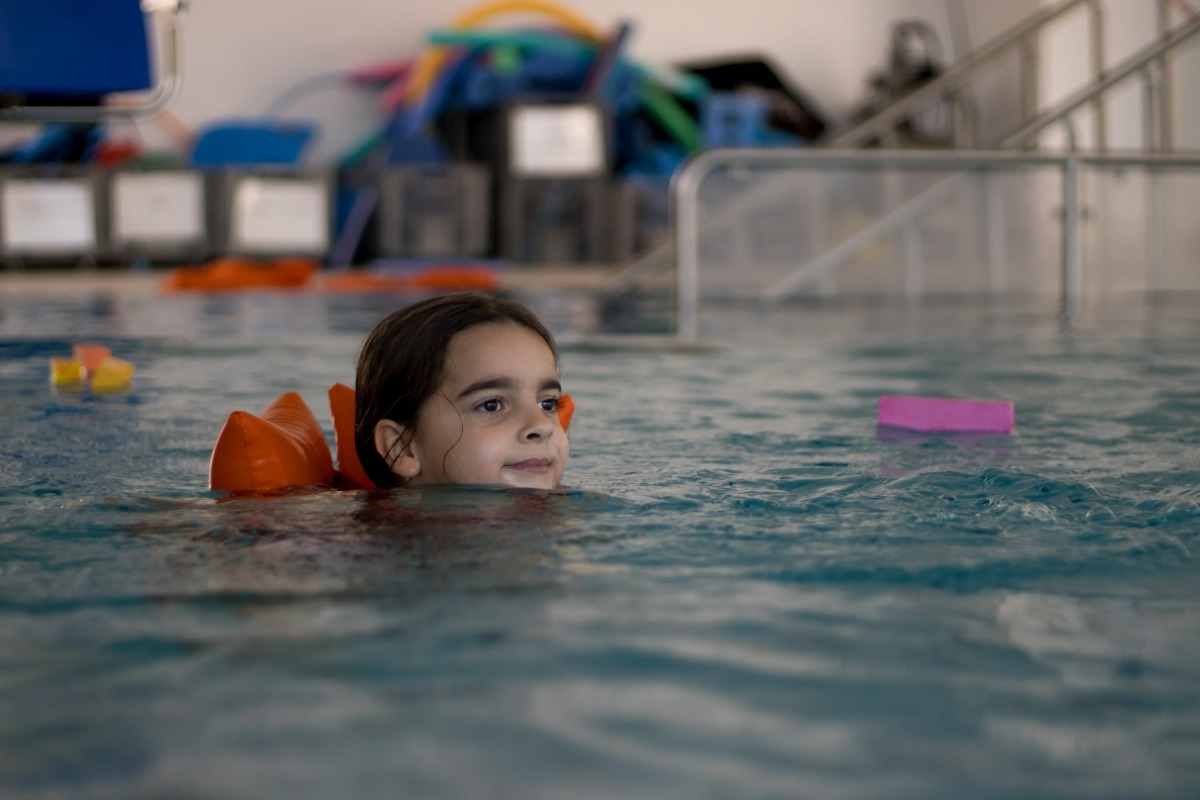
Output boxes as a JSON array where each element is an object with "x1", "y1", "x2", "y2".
[{"x1": 0, "y1": 0, "x2": 184, "y2": 124}]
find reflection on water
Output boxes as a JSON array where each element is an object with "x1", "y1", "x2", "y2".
[
  {"x1": 121, "y1": 488, "x2": 616, "y2": 605},
  {"x1": 999, "y1": 590, "x2": 1200, "y2": 690}
]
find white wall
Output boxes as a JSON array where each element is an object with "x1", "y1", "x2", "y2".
[{"x1": 134, "y1": 0, "x2": 1036, "y2": 164}]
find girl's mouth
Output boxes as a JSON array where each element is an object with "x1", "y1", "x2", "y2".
[{"x1": 506, "y1": 459, "x2": 551, "y2": 473}]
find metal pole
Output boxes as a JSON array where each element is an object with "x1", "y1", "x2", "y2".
[
  {"x1": 1088, "y1": 0, "x2": 1106, "y2": 151},
  {"x1": 1142, "y1": 66, "x2": 1160, "y2": 152},
  {"x1": 1157, "y1": 0, "x2": 1177, "y2": 151},
  {"x1": 1061, "y1": 156, "x2": 1083, "y2": 318},
  {"x1": 673, "y1": 155, "x2": 710, "y2": 342},
  {"x1": 985, "y1": 172, "x2": 1007, "y2": 293},
  {"x1": 1019, "y1": 35, "x2": 1041, "y2": 127},
  {"x1": 1146, "y1": 165, "x2": 1166, "y2": 291}
]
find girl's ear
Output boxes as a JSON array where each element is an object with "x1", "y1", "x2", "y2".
[{"x1": 374, "y1": 419, "x2": 421, "y2": 480}]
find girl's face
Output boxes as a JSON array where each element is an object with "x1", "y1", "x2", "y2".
[{"x1": 393, "y1": 321, "x2": 569, "y2": 489}]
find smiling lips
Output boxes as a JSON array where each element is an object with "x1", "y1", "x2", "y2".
[{"x1": 506, "y1": 458, "x2": 552, "y2": 473}]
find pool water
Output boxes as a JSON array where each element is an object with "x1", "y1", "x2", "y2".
[{"x1": 2, "y1": 287, "x2": 1199, "y2": 798}]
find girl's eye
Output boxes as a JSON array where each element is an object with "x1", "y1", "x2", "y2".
[
  {"x1": 477, "y1": 398, "x2": 502, "y2": 413},
  {"x1": 539, "y1": 397, "x2": 560, "y2": 412}
]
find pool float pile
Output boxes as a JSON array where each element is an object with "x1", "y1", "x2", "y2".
[
  {"x1": 208, "y1": 383, "x2": 574, "y2": 494},
  {"x1": 49, "y1": 343, "x2": 135, "y2": 393}
]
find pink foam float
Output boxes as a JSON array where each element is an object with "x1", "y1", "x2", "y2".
[{"x1": 878, "y1": 395, "x2": 1014, "y2": 434}]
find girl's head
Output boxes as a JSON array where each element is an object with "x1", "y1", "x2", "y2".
[{"x1": 354, "y1": 293, "x2": 568, "y2": 490}]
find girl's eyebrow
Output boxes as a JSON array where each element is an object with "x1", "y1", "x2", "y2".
[
  {"x1": 456, "y1": 377, "x2": 513, "y2": 400},
  {"x1": 456, "y1": 377, "x2": 562, "y2": 400}
]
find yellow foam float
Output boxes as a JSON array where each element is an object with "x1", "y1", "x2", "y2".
[
  {"x1": 88, "y1": 356, "x2": 135, "y2": 393},
  {"x1": 49, "y1": 342, "x2": 134, "y2": 393},
  {"x1": 49, "y1": 357, "x2": 84, "y2": 384}
]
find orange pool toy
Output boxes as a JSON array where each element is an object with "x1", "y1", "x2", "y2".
[
  {"x1": 329, "y1": 382, "x2": 373, "y2": 490},
  {"x1": 322, "y1": 265, "x2": 501, "y2": 293},
  {"x1": 208, "y1": 392, "x2": 335, "y2": 493},
  {"x1": 163, "y1": 257, "x2": 319, "y2": 292},
  {"x1": 72, "y1": 343, "x2": 112, "y2": 372}
]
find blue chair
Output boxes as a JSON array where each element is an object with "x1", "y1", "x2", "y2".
[
  {"x1": 0, "y1": 0, "x2": 182, "y2": 122},
  {"x1": 190, "y1": 121, "x2": 319, "y2": 167}
]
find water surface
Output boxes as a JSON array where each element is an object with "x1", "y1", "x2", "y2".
[{"x1": 1, "y1": 287, "x2": 1198, "y2": 799}]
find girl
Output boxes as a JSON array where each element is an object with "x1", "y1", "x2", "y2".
[{"x1": 354, "y1": 293, "x2": 570, "y2": 490}]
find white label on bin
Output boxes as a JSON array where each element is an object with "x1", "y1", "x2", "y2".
[
  {"x1": 231, "y1": 177, "x2": 328, "y2": 254},
  {"x1": 1, "y1": 179, "x2": 95, "y2": 253},
  {"x1": 112, "y1": 172, "x2": 205, "y2": 244},
  {"x1": 509, "y1": 105, "x2": 606, "y2": 177}
]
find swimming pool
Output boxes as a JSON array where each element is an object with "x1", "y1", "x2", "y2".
[{"x1": 2, "y1": 285, "x2": 1198, "y2": 798}]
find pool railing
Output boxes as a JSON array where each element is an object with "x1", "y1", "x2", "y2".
[{"x1": 670, "y1": 149, "x2": 1200, "y2": 341}]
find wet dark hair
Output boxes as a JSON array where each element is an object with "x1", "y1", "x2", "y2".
[{"x1": 354, "y1": 293, "x2": 558, "y2": 488}]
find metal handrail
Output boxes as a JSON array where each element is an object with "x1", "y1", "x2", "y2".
[
  {"x1": 617, "y1": 0, "x2": 1109, "y2": 288},
  {"x1": 0, "y1": 0, "x2": 185, "y2": 123},
  {"x1": 672, "y1": 149, "x2": 1200, "y2": 340},
  {"x1": 828, "y1": 0, "x2": 1104, "y2": 149},
  {"x1": 726, "y1": 15, "x2": 1200, "y2": 326},
  {"x1": 1000, "y1": 12, "x2": 1200, "y2": 148},
  {"x1": 1156, "y1": 0, "x2": 1175, "y2": 151},
  {"x1": 619, "y1": 0, "x2": 1197, "y2": 336}
]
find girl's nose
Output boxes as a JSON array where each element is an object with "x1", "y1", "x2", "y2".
[{"x1": 521, "y1": 404, "x2": 553, "y2": 440}]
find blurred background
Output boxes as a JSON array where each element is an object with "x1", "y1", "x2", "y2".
[{"x1": 0, "y1": 0, "x2": 1196, "y2": 282}]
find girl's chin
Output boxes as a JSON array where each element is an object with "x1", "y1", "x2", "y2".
[{"x1": 500, "y1": 470, "x2": 560, "y2": 490}]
